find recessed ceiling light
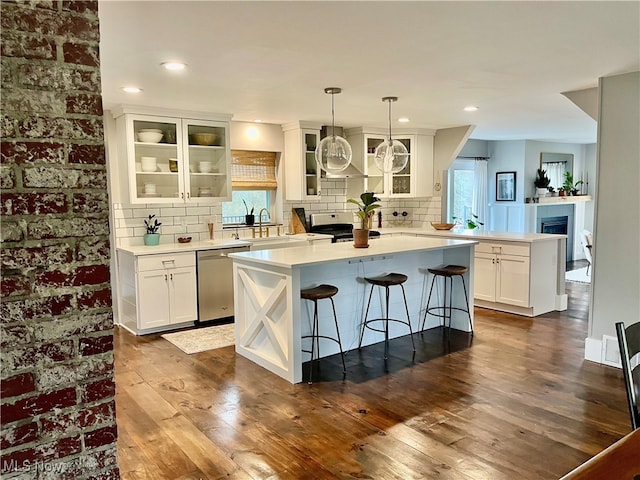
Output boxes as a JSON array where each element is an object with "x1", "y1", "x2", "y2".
[
  {"x1": 464, "y1": 105, "x2": 479, "y2": 112},
  {"x1": 161, "y1": 62, "x2": 186, "y2": 71},
  {"x1": 398, "y1": 117, "x2": 410, "y2": 123},
  {"x1": 253, "y1": 119, "x2": 263, "y2": 123},
  {"x1": 122, "y1": 86, "x2": 142, "y2": 93}
]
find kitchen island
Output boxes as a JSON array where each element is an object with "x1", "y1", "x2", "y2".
[
  {"x1": 229, "y1": 236, "x2": 477, "y2": 383},
  {"x1": 378, "y1": 227, "x2": 567, "y2": 317}
]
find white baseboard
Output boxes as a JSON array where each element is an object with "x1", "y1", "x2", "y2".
[
  {"x1": 584, "y1": 335, "x2": 621, "y2": 368},
  {"x1": 584, "y1": 337, "x2": 602, "y2": 363}
]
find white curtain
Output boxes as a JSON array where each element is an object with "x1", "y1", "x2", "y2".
[
  {"x1": 472, "y1": 160, "x2": 488, "y2": 230},
  {"x1": 545, "y1": 162, "x2": 565, "y2": 190}
]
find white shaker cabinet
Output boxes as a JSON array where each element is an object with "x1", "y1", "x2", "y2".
[
  {"x1": 474, "y1": 243, "x2": 530, "y2": 307},
  {"x1": 112, "y1": 106, "x2": 232, "y2": 204},
  {"x1": 117, "y1": 250, "x2": 197, "y2": 335},
  {"x1": 346, "y1": 127, "x2": 435, "y2": 198},
  {"x1": 282, "y1": 121, "x2": 322, "y2": 201}
]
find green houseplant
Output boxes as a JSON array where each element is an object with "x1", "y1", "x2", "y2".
[
  {"x1": 453, "y1": 213, "x2": 484, "y2": 230},
  {"x1": 563, "y1": 171, "x2": 583, "y2": 196},
  {"x1": 144, "y1": 214, "x2": 162, "y2": 246},
  {"x1": 534, "y1": 168, "x2": 551, "y2": 196},
  {"x1": 243, "y1": 199, "x2": 255, "y2": 226},
  {"x1": 347, "y1": 192, "x2": 380, "y2": 248}
]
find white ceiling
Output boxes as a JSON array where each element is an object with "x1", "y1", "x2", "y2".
[{"x1": 98, "y1": 1, "x2": 640, "y2": 144}]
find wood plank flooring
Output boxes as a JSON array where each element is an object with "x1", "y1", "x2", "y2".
[{"x1": 114, "y1": 281, "x2": 630, "y2": 479}]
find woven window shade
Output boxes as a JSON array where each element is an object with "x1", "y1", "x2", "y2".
[{"x1": 231, "y1": 150, "x2": 277, "y2": 190}]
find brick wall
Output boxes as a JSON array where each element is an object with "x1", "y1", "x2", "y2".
[{"x1": 1, "y1": 1, "x2": 119, "y2": 478}]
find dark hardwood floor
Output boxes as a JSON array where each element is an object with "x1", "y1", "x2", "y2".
[{"x1": 114, "y1": 280, "x2": 630, "y2": 479}]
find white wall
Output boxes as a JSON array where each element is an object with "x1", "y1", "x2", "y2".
[{"x1": 589, "y1": 71, "x2": 640, "y2": 350}]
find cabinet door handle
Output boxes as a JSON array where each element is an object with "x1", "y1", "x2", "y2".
[
  {"x1": 164, "y1": 274, "x2": 168, "y2": 280},
  {"x1": 181, "y1": 192, "x2": 184, "y2": 199},
  {"x1": 187, "y1": 192, "x2": 190, "y2": 199},
  {"x1": 170, "y1": 273, "x2": 173, "y2": 280}
]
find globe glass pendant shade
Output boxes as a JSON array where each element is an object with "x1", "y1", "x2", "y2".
[
  {"x1": 316, "y1": 134, "x2": 352, "y2": 173},
  {"x1": 374, "y1": 139, "x2": 409, "y2": 174}
]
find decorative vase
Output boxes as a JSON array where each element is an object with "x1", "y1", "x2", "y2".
[
  {"x1": 245, "y1": 214, "x2": 255, "y2": 226},
  {"x1": 144, "y1": 233, "x2": 160, "y2": 246},
  {"x1": 353, "y1": 229, "x2": 369, "y2": 248}
]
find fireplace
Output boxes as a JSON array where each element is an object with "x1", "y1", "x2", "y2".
[
  {"x1": 539, "y1": 215, "x2": 572, "y2": 262},
  {"x1": 541, "y1": 216, "x2": 568, "y2": 235}
]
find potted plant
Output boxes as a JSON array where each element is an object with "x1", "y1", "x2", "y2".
[
  {"x1": 144, "y1": 214, "x2": 162, "y2": 246},
  {"x1": 562, "y1": 171, "x2": 584, "y2": 196},
  {"x1": 347, "y1": 192, "x2": 380, "y2": 248},
  {"x1": 534, "y1": 168, "x2": 551, "y2": 197},
  {"x1": 243, "y1": 199, "x2": 255, "y2": 226},
  {"x1": 452, "y1": 213, "x2": 484, "y2": 230}
]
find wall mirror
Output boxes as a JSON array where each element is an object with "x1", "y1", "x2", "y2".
[{"x1": 540, "y1": 152, "x2": 573, "y2": 190}]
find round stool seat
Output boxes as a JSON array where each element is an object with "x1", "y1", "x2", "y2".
[
  {"x1": 301, "y1": 284, "x2": 338, "y2": 301},
  {"x1": 364, "y1": 273, "x2": 408, "y2": 287},
  {"x1": 427, "y1": 265, "x2": 468, "y2": 277}
]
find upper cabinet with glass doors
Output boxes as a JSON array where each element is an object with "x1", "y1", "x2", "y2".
[
  {"x1": 283, "y1": 121, "x2": 323, "y2": 201},
  {"x1": 346, "y1": 127, "x2": 435, "y2": 198},
  {"x1": 112, "y1": 106, "x2": 232, "y2": 204}
]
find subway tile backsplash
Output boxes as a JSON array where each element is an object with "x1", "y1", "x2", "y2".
[{"x1": 112, "y1": 177, "x2": 443, "y2": 247}]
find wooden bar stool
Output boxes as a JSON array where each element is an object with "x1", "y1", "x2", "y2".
[
  {"x1": 301, "y1": 284, "x2": 346, "y2": 384},
  {"x1": 421, "y1": 265, "x2": 473, "y2": 334},
  {"x1": 358, "y1": 273, "x2": 415, "y2": 360}
]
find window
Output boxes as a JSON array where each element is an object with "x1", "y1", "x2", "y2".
[
  {"x1": 223, "y1": 190, "x2": 272, "y2": 224},
  {"x1": 448, "y1": 160, "x2": 474, "y2": 223},
  {"x1": 223, "y1": 150, "x2": 277, "y2": 225}
]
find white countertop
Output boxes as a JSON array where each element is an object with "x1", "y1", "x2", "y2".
[
  {"x1": 229, "y1": 236, "x2": 477, "y2": 269},
  {"x1": 116, "y1": 233, "x2": 331, "y2": 256},
  {"x1": 377, "y1": 227, "x2": 566, "y2": 243}
]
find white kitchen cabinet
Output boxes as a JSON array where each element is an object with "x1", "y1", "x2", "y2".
[
  {"x1": 345, "y1": 127, "x2": 435, "y2": 198},
  {"x1": 282, "y1": 121, "x2": 323, "y2": 201},
  {"x1": 474, "y1": 243, "x2": 530, "y2": 307},
  {"x1": 117, "y1": 250, "x2": 197, "y2": 334},
  {"x1": 113, "y1": 106, "x2": 232, "y2": 204}
]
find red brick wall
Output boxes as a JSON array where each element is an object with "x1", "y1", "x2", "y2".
[{"x1": 1, "y1": 1, "x2": 118, "y2": 477}]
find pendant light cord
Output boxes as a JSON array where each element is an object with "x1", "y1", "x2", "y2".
[
  {"x1": 331, "y1": 91, "x2": 336, "y2": 137},
  {"x1": 387, "y1": 99, "x2": 392, "y2": 142}
]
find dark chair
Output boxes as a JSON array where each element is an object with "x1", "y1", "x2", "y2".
[
  {"x1": 615, "y1": 321, "x2": 640, "y2": 430},
  {"x1": 421, "y1": 265, "x2": 473, "y2": 335},
  {"x1": 358, "y1": 273, "x2": 415, "y2": 360},
  {"x1": 301, "y1": 284, "x2": 346, "y2": 384}
]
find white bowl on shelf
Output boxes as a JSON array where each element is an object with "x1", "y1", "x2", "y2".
[
  {"x1": 199, "y1": 161, "x2": 213, "y2": 173},
  {"x1": 137, "y1": 131, "x2": 163, "y2": 143},
  {"x1": 140, "y1": 156, "x2": 157, "y2": 172}
]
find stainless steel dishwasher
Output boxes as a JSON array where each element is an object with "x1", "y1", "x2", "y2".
[{"x1": 196, "y1": 246, "x2": 250, "y2": 323}]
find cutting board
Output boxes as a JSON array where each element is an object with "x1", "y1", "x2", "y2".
[{"x1": 291, "y1": 208, "x2": 307, "y2": 234}]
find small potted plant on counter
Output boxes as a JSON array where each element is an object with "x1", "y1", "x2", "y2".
[
  {"x1": 347, "y1": 192, "x2": 380, "y2": 248},
  {"x1": 243, "y1": 200, "x2": 255, "y2": 226},
  {"x1": 534, "y1": 168, "x2": 551, "y2": 197},
  {"x1": 144, "y1": 214, "x2": 162, "y2": 246},
  {"x1": 453, "y1": 213, "x2": 484, "y2": 230}
]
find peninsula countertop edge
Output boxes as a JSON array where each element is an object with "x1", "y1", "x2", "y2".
[
  {"x1": 376, "y1": 227, "x2": 566, "y2": 243},
  {"x1": 228, "y1": 236, "x2": 478, "y2": 269}
]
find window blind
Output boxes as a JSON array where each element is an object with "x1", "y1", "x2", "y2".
[{"x1": 231, "y1": 150, "x2": 277, "y2": 190}]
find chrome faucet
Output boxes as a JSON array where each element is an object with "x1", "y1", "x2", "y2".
[{"x1": 258, "y1": 208, "x2": 270, "y2": 238}]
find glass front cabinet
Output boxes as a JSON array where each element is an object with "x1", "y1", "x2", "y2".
[
  {"x1": 283, "y1": 121, "x2": 323, "y2": 201},
  {"x1": 346, "y1": 127, "x2": 434, "y2": 198},
  {"x1": 113, "y1": 106, "x2": 232, "y2": 204}
]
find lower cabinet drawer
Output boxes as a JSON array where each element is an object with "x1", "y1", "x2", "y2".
[
  {"x1": 475, "y1": 241, "x2": 529, "y2": 257},
  {"x1": 137, "y1": 252, "x2": 195, "y2": 272}
]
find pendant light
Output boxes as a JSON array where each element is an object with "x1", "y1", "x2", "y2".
[
  {"x1": 315, "y1": 87, "x2": 352, "y2": 173},
  {"x1": 374, "y1": 96, "x2": 409, "y2": 174}
]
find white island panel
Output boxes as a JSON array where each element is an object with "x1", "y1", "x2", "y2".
[{"x1": 231, "y1": 237, "x2": 476, "y2": 383}]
